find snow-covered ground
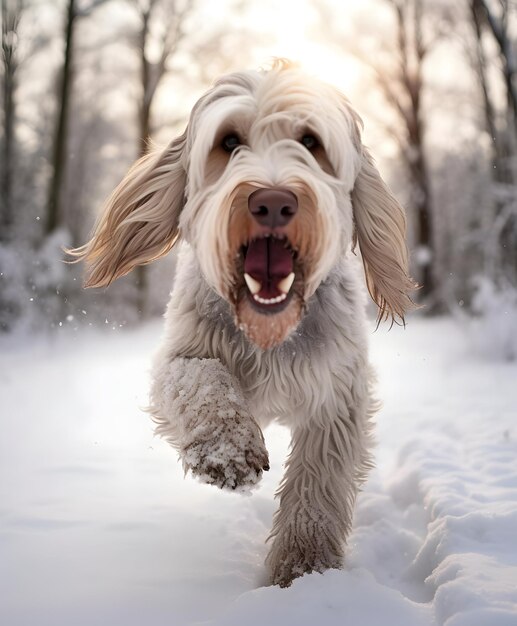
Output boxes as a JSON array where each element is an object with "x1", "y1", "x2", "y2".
[{"x1": 1, "y1": 317, "x2": 516, "y2": 626}]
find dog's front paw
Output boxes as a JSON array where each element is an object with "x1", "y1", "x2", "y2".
[{"x1": 182, "y1": 412, "x2": 269, "y2": 491}]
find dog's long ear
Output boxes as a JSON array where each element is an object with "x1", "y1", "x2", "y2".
[
  {"x1": 68, "y1": 130, "x2": 187, "y2": 288},
  {"x1": 352, "y1": 147, "x2": 417, "y2": 324}
]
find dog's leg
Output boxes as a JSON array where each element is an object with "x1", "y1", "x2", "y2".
[
  {"x1": 266, "y1": 382, "x2": 374, "y2": 587},
  {"x1": 150, "y1": 356, "x2": 269, "y2": 491}
]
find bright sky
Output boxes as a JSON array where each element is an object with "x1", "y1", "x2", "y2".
[
  {"x1": 244, "y1": 0, "x2": 364, "y2": 93},
  {"x1": 152, "y1": 0, "x2": 372, "y2": 136}
]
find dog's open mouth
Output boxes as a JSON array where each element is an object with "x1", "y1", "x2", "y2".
[
  {"x1": 242, "y1": 235, "x2": 296, "y2": 313},
  {"x1": 233, "y1": 232, "x2": 303, "y2": 349}
]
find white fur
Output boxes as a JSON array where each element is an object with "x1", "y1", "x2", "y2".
[{"x1": 72, "y1": 61, "x2": 415, "y2": 587}]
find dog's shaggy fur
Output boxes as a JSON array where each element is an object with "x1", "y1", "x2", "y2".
[{"x1": 70, "y1": 60, "x2": 415, "y2": 587}]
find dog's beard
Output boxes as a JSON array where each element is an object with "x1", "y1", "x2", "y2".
[{"x1": 235, "y1": 296, "x2": 303, "y2": 350}]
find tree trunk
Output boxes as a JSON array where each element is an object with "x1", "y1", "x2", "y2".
[
  {"x1": 1, "y1": 0, "x2": 20, "y2": 242},
  {"x1": 139, "y1": 98, "x2": 151, "y2": 157},
  {"x1": 411, "y1": 148, "x2": 434, "y2": 299},
  {"x1": 45, "y1": 0, "x2": 76, "y2": 235},
  {"x1": 471, "y1": 1, "x2": 498, "y2": 162},
  {"x1": 395, "y1": 0, "x2": 435, "y2": 302},
  {"x1": 473, "y1": 0, "x2": 517, "y2": 140},
  {"x1": 135, "y1": 8, "x2": 152, "y2": 318},
  {"x1": 471, "y1": 0, "x2": 517, "y2": 279},
  {"x1": 408, "y1": 99, "x2": 434, "y2": 299}
]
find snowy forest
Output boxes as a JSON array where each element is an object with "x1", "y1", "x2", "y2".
[{"x1": 0, "y1": 0, "x2": 516, "y2": 353}]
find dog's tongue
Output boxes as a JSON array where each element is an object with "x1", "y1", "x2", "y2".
[{"x1": 244, "y1": 238, "x2": 293, "y2": 298}]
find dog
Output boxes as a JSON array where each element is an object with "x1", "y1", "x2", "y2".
[{"x1": 70, "y1": 60, "x2": 415, "y2": 587}]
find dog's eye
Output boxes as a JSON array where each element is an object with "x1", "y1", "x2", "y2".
[
  {"x1": 221, "y1": 133, "x2": 241, "y2": 153},
  {"x1": 300, "y1": 134, "x2": 319, "y2": 151}
]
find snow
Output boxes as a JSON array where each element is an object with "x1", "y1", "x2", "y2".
[
  {"x1": 1, "y1": 317, "x2": 516, "y2": 626},
  {"x1": 469, "y1": 276, "x2": 517, "y2": 362}
]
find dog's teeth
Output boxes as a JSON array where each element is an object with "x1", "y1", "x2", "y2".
[
  {"x1": 253, "y1": 293, "x2": 287, "y2": 305},
  {"x1": 277, "y1": 272, "x2": 295, "y2": 294},
  {"x1": 244, "y1": 273, "x2": 261, "y2": 295}
]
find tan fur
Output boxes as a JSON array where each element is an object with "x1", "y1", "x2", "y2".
[
  {"x1": 236, "y1": 297, "x2": 303, "y2": 350},
  {"x1": 205, "y1": 144, "x2": 232, "y2": 186},
  {"x1": 352, "y1": 147, "x2": 417, "y2": 323},
  {"x1": 67, "y1": 131, "x2": 187, "y2": 287}
]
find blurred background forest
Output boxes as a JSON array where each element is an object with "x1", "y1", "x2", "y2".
[{"x1": 1, "y1": 0, "x2": 516, "y2": 358}]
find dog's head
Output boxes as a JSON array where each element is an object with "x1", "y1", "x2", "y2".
[{"x1": 72, "y1": 61, "x2": 415, "y2": 349}]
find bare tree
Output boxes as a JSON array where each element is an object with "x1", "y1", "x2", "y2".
[
  {"x1": 354, "y1": 0, "x2": 441, "y2": 302},
  {"x1": 473, "y1": 0, "x2": 517, "y2": 137},
  {"x1": 470, "y1": 0, "x2": 517, "y2": 279},
  {"x1": 133, "y1": 0, "x2": 194, "y2": 157},
  {"x1": 45, "y1": 0, "x2": 107, "y2": 235},
  {"x1": 1, "y1": 0, "x2": 22, "y2": 242},
  {"x1": 470, "y1": 0, "x2": 498, "y2": 161}
]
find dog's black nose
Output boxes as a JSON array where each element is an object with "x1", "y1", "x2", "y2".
[{"x1": 248, "y1": 188, "x2": 298, "y2": 228}]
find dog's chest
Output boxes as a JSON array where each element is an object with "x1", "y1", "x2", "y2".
[
  {"x1": 221, "y1": 323, "x2": 355, "y2": 428},
  {"x1": 240, "y1": 346, "x2": 320, "y2": 426}
]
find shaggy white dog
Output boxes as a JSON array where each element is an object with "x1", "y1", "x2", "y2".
[{"x1": 71, "y1": 60, "x2": 415, "y2": 587}]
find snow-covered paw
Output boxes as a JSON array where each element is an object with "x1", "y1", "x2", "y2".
[
  {"x1": 267, "y1": 522, "x2": 343, "y2": 587},
  {"x1": 182, "y1": 412, "x2": 269, "y2": 492}
]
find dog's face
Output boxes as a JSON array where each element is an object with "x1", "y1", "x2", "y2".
[
  {"x1": 73, "y1": 61, "x2": 415, "y2": 349},
  {"x1": 180, "y1": 66, "x2": 362, "y2": 348}
]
